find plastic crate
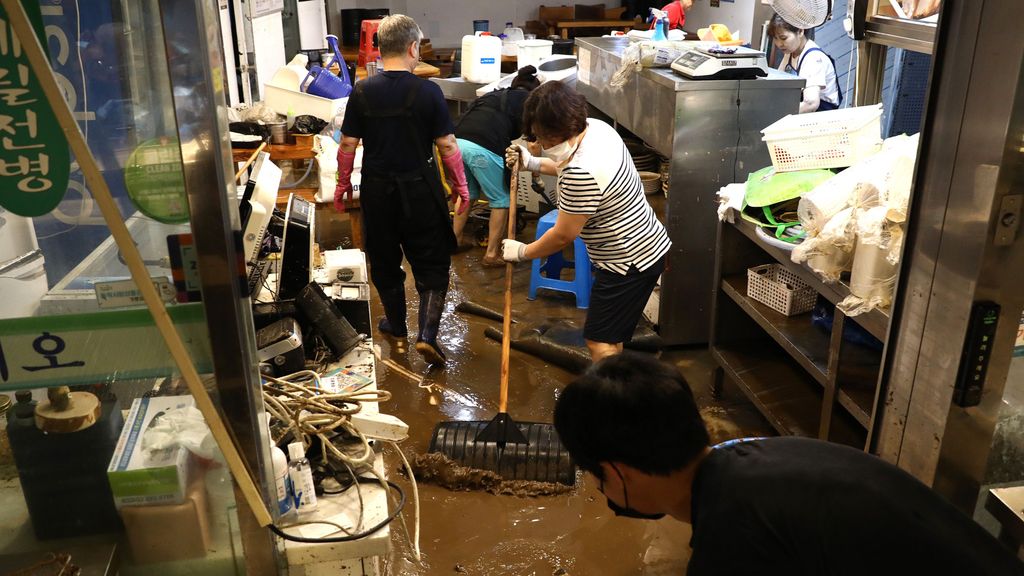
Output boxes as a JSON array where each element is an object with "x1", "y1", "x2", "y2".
[
  {"x1": 761, "y1": 104, "x2": 884, "y2": 172},
  {"x1": 747, "y1": 264, "x2": 816, "y2": 316}
]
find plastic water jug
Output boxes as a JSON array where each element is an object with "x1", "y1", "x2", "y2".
[
  {"x1": 502, "y1": 22, "x2": 524, "y2": 57},
  {"x1": 461, "y1": 33, "x2": 502, "y2": 84}
]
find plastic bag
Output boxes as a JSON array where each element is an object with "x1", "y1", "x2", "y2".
[
  {"x1": 810, "y1": 300, "x2": 884, "y2": 351},
  {"x1": 237, "y1": 102, "x2": 281, "y2": 124},
  {"x1": 292, "y1": 115, "x2": 328, "y2": 135},
  {"x1": 792, "y1": 207, "x2": 856, "y2": 282},
  {"x1": 314, "y1": 134, "x2": 339, "y2": 203},
  {"x1": 141, "y1": 405, "x2": 217, "y2": 460},
  {"x1": 610, "y1": 41, "x2": 683, "y2": 87}
]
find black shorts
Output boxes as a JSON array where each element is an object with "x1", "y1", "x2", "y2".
[{"x1": 583, "y1": 256, "x2": 666, "y2": 344}]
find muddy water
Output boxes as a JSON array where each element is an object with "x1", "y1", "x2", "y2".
[{"x1": 370, "y1": 238, "x2": 772, "y2": 575}]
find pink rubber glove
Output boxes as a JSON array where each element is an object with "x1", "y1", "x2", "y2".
[
  {"x1": 334, "y1": 148, "x2": 356, "y2": 213},
  {"x1": 440, "y1": 147, "x2": 470, "y2": 215}
]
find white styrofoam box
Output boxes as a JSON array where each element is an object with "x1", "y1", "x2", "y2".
[
  {"x1": 264, "y1": 84, "x2": 347, "y2": 122},
  {"x1": 108, "y1": 396, "x2": 195, "y2": 508},
  {"x1": 517, "y1": 39, "x2": 552, "y2": 70},
  {"x1": 323, "y1": 248, "x2": 367, "y2": 284}
]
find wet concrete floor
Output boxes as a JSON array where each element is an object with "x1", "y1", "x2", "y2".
[{"x1": 369, "y1": 221, "x2": 774, "y2": 575}]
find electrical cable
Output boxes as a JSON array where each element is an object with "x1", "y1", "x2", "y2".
[
  {"x1": 386, "y1": 440, "x2": 422, "y2": 562},
  {"x1": 732, "y1": 89, "x2": 743, "y2": 184},
  {"x1": 847, "y1": 42, "x2": 857, "y2": 107},
  {"x1": 268, "y1": 477, "x2": 406, "y2": 543},
  {"x1": 262, "y1": 368, "x2": 421, "y2": 562},
  {"x1": 262, "y1": 370, "x2": 390, "y2": 469},
  {"x1": 279, "y1": 159, "x2": 316, "y2": 189}
]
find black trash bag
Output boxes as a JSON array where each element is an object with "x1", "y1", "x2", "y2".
[{"x1": 292, "y1": 115, "x2": 328, "y2": 135}]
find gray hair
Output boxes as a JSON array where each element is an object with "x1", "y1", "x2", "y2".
[{"x1": 377, "y1": 14, "x2": 422, "y2": 57}]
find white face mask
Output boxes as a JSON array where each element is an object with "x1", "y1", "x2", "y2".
[{"x1": 541, "y1": 137, "x2": 576, "y2": 164}]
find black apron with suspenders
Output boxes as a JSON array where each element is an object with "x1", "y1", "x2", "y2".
[
  {"x1": 786, "y1": 47, "x2": 843, "y2": 112},
  {"x1": 353, "y1": 77, "x2": 457, "y2": 253}
]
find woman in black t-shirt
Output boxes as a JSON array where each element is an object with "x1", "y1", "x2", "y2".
[{"x1": 451, "y1": 66, "x2": 540, "y2": 265}]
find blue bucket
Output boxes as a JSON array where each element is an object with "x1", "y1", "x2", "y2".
[{"x1": 302, "y1": 34, "x2": 353, "y2": 99}]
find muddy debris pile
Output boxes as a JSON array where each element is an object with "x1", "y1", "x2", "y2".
[{"x1": 409, "y1": 452, "x2": 574, "y2": 497}]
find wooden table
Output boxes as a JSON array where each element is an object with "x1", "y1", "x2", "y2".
[
  {"x1": 554, "y1": 19, "x2": 637, "y2": 38},
  {"x1": 231, "y1": 141, "x2": 315, "y2": 163},
  {"x1": 354, "y1": 61, "x2": 441, "y2": 81}
]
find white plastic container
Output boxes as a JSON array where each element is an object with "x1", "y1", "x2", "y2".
[
  {"x1": 502, "y1": 23, "x2": 524, "y2": 57},
  {"x1": 462, "y1": 33, "x2": 502, "y2": 84},
  {"x1": 271, "y1": 444, "x2": 293, "y2": 516},
  {"x1": 761, "y1": 104, "x2": 884, "y2": 173},
  {"x1": 268, "y1": 54, "x2": 310, "y2": 92},
  {"x1": 264, "y1": 83, "x2": 347, "y2": 122},
  {"x1": 517, "y1": 39, "x2": 553, "y2": 70}
]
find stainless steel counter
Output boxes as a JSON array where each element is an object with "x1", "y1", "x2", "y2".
[{"x1": 575, "y1": 37, "x2": 803, "y2": 345}]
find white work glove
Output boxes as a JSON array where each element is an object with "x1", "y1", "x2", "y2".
[
  {"x1": 501, "y1": 239, "x2": 528, "y2": 262},
  {"x1": 505, "y1": 144, "x2": 541, "y2": 173}
]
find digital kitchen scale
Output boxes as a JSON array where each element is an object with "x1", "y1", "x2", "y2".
[{"x1": 670, "y1": 46, "x2": 769, "y2": 80}]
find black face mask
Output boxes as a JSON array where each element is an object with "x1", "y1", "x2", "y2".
[{"x1": 602, "y1": 464, "x2": 666, "y2": 520}]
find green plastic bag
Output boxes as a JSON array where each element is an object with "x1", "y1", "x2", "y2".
[
  {"x1": 740, "y1": 167, "x2": 835, "y2": 243},
  {"x1": 744, "y1": 166, "x2": 835, "y2": 207}
]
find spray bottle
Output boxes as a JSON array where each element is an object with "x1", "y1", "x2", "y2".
[
  {"x1": 288, "y1": 442, "x2": 318, "y2": 513},
  {"x1": 650, "y1": 8, "x2": 669, "y2": 42}
]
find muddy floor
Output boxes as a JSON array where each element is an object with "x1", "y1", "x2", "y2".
[{"x1": 369, "y1": 219, "x2": 774, "y2": 575}]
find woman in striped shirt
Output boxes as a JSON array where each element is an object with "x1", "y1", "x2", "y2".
[{"x1": 503, "y1": 81, "x2": 671, "y2": 361}]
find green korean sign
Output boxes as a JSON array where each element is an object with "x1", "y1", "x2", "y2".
[{"x1": 0, "y1": 0, "x2": 71, "y2": 217}]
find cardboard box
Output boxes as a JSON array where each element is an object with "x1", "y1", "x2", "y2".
[
  {"x1": 107, "y1": 396, "x2": 194, "y2": 508},
  {"x1": 120, "y1": 471, "x2": 210, "y2": 564}
]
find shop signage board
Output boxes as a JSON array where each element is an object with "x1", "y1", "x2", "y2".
[
  {"x1": 0, "y1": 0, "x2": 71, "y2": 217},
  {"x1": 0, "y1": 303, "x2": 212, "y2": 389}
]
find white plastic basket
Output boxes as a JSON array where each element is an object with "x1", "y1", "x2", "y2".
[
  {"x1": 761, "y1": 104, "x2": 884, "y2": 172},
  {"x1": 747, "y1": 264, "x2": 817, "y2": 316}
]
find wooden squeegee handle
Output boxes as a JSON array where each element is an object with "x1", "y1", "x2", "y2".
[
  {"x1": 234, "y1": 142, "x2": 267, "y2": 182},
  {"x1": 499, "y1": 162, "x2": 519, "y2": 414}
]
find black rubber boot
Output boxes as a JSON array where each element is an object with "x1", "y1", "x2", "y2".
[
  {"x1": 376, "y1": 285, "x2": 408, "y2": 338},
  {"x1": 415, "y1": 289, "x2": 447, "y2": 366}
]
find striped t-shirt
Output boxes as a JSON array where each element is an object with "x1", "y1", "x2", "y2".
[{"x1": 557, "y1": 119, "x2": 671, "y2": 275}]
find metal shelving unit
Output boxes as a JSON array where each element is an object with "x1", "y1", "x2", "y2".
[{"x1": 711, "y1": 218, "x2": 887, "y2": 450}]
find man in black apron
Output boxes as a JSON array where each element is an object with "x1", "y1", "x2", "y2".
[{"x1": 335, "y1": 14, "x2": 469, "y2": 366}]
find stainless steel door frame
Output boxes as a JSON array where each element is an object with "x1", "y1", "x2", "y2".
[
  {"x1": 874, "y1": 0, "x2": 1024, "y2": 514},
  {"x1": 156, "y1": 0, "x2": 278, "y2": 570}
]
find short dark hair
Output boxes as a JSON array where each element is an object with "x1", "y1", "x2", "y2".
[
  {"x1": 553, "y1": 353, "x2": 710, "y2": 479},
  {"x1": 510, "y1": 65, "x2": 541, "y2": 92},
  {"x1": 521, "y1": 80, "x2": 588, "y2": 143},
  {"x1": 377, "y1": 14, "x2": 421, "y2": 57},
  {"x1": 767, "y1": 12, "x2": 803, "y2": 38}
]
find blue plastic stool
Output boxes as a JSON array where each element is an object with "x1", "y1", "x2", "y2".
[{"x1": 528, "y1": 210, "x2": 594, "y2": 309}]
